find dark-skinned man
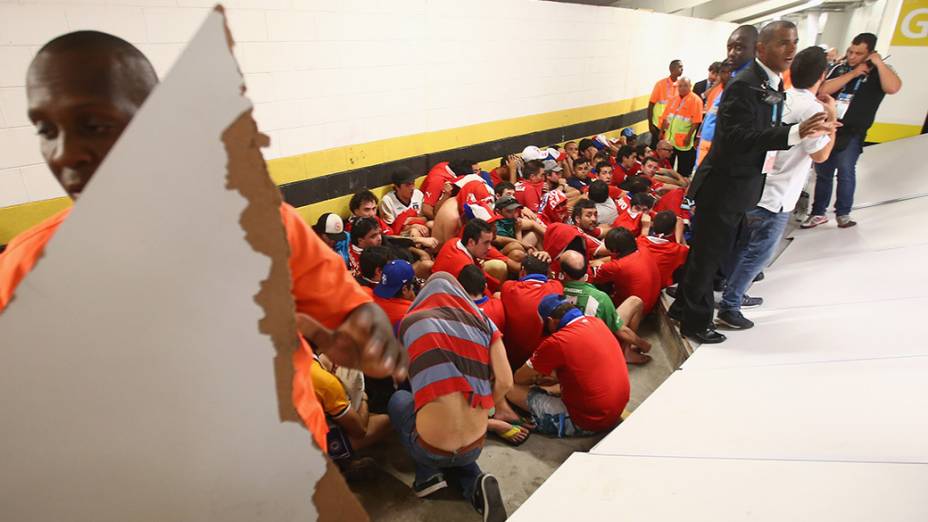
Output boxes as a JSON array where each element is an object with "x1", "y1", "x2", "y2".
[
  {"x1": 0, "y1": 31, "x2": 406, "y2": 451},
  {"x1": 671, "y1": 21, "x2": 837, "y2": 344},
  {"x1": 648, "y1": 59, "x2": 683, "y2": 148},
  {"x1": 695, "y1": 25, "x2": 759, "y2": 168}
]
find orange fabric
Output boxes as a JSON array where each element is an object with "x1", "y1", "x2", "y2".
[
  {"x1": 660, "y1": 92, "x2": 704, "y2": 150},
  {"x1": 372, "y1": 294, "x2": 413, "y2": 328},
  {"x1": 649, "y1": 76, "x2": 675, "y2": 104},
  {"x1": 0, "y1": 203, "x2": 371, "y2": 453},
  {"x1": 281, "y1": 203, "x2": 373, "y2": 451},
  {"x1": 660, "y1": 92, "x2": 704, "y2": 129},
  {"x1": 0, "y1": 207, "x2": 72, "y2": 311}
]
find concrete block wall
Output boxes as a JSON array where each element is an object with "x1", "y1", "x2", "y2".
[{"x1": 0, "y1": 0, "x2": 734, "y2": 238}]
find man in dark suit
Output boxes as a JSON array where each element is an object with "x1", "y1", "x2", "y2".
[
  {"x1": 672, "y1": 21, "x2": 835, "y2": 343},
  {"x1": 693, "y1": 61, "x2": 721, "y2": 101}
]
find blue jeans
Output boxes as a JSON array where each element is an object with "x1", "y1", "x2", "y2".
[
  {"x1": 719, "y1": 207, "x2": 790, "y2": 312},
  {"x1": 387, "y1": 390, "x2": 483, "y2": 501},
  {"x1": 812, "y1": 134, "x2": 862, "y2": 216}
]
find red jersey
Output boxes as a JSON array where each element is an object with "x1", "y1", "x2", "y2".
[
  {"x1": 475, "y1": 295, "x2": 506, "y2": 332},
  {"x1": 654, "y1": 187, "x2": 687, "y2": 218},
  {"x1": 612, "y1": 208, "x2": 648, "y2": 236},
  {"x1": 421, "y1": 162, "x2": 456, "y2": 207},
  {"x1": 530, "y1": 315, "x2": 628, "y2": 432},
  {"x1": 500, "y1": 274, "x2": 564, "y2": 370},
  {"x1": 543, "y1": 222, "x2": 602, "y2": 281},
  {"x1": 637, "y1": 235, "x2": 688, "y2": 288},
  {"x1": 432, "y1": 239, "x2": 500, "y2": 291},
  {"x1": 612, "y1": 164, "x2": 630, "y2": 187},
  {"x1": 592, "y1": 248, "x2": 662, "y2": 314},
  {"x1": 372, "y1": 294, "x2": 413, "y2": 329},
  {"x1": 514, "y1": 179, "x2": 544, "y2": 213}
]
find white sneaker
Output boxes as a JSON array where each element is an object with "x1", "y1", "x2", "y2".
[{"x1": 800, "y1": 215, "x2": 828, "y2": 229}]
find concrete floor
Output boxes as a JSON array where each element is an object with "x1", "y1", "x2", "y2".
[{"x1": 348, "y1": 314, "x2": 680, "y2": 521}]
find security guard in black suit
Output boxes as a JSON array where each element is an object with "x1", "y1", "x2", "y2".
[{"x1": 672, "y1": 20, "x2": 835, "y2": 343}]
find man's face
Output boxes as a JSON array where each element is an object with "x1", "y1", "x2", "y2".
[
  {"x1": 719, "y1": 67, "x2": 733, "y2": 85},
  {"x1": 554, "y1": 202, "x2": 569, "y2": 222},
  {"x1": 545, "y1": 170, "x2": 560, "y2": 186},
  {"x1": 359, "y1": 228, "x2": 382, "y2": 249},
  {"x1": 578, "y1": 208, "x2": 598, "y2": 230},
  {"x1": 656, "y1": 144, "x2": 673, "y2": 160},
  {"x1": 846, "y1": 43, "x2": 871, "y2": 67},
  {"x1": 500, "y1": 206, "x2": 519, "y2": 219},
  {"x1": 583, "y1": 146, "x2": 598, "y2": 161},
  {"x1": 575, "y1": 163, "x2": 591, "y2": 179},
  {"x1": 26, "y1": 51, "x2": 144, "y2": 199},
  {"x1": 622, "y1": 154, "x2": 637, "y2": 169},
  {"x1": 727, "y1": 30, "x2": 755, "y2": 69},
  {"x1": 500, "y1": 188, "x2": 515, "y2": 198},
  {"x1": 642, "y1": 159, "x2": 659, "y2": 176},
  {"x1": 670, "y1": 61, "x2": 683, "y2": 78},
  {"x1": 565, "y1": 142, "x2": 579, "y2": 158},
  {"x1": 598, "y1": 166, "x2": 613, "y2": 184},
  {"x1": 396, "y1": 181, "x2": 415, "y2": 201},
  {"x1": 677, "y1": 81, "x2": 691, "y2": 97},
  {"x1": 758, "y1": 27, "x2": 798, "y2": 73},
  {"x1": 708, "y1": 69, "x2": 719, "y2": 83},
  {"x1": 355, "y1": 200, "x2": 377, "y2": 218},
  {"x1": 471, "y1": 163, "x2": 480, "y2": 175},
  {"x1": 466, "y1": 231, "x2": 493, "y2": 260}
]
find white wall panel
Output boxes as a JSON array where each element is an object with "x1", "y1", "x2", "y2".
[{"x1": 0, "y1": 0, "x2": 733, "y2": 210}]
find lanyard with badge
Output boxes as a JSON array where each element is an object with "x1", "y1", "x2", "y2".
[
  {"x1": 758, "y1": 81, "x2": 785, "y2": 174},
  {"x1": 836, "y1": 73, "x2": 865, "y2": 120}
]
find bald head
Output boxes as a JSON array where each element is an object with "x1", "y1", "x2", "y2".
[
  {"x1": 676, "y1": 76, "x2": 691, "y2": 96},
  {"x1": 26, "y1": 31, "x2": 159, "y2": 198},
  {"x1": 560, "y1": 250, "x2": 587, "y2": 281},
  {"x1": 30, "y1": 31, "x2": 158, "y2": 107}
]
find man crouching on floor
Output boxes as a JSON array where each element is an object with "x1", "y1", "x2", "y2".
[{"x1": 388, "y1": 272, "x2": 512, "y2": 522}]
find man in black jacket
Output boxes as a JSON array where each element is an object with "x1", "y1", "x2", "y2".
[{"x1": 672, "y1": 21, "x2": 835, "y2": 343}]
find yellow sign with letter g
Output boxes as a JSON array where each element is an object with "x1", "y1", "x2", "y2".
[{"x1": 892, "y1": 0, "x2": 928, "y2": 46}]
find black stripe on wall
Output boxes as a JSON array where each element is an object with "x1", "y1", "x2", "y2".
[{"x1": 280, "y1": 107, "x2": 648, "y2": 208}]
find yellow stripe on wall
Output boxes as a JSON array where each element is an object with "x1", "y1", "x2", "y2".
[
  {"x1": 293, "y1": 118, "x2": 652, "y2": 225},
  {"x1": 0, "y1": 197, "x2": 72, "y2": 245},
  {"x1": 267, "y1": 94, "x2": 650, "y2": 186},
  {"x1": 865, "y1": 122, "x2": 923, "y2": 143},
  {"x1": 2, "y1": 95, "x2": 650, "y2": 244}
]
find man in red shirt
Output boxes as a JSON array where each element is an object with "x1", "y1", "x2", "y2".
[
  {"x1": 513, "y1": 159, "x2": 546, "y2": 213},
  {"x1": 500, "y1": 255, "x2": 564, "y2": 372},
  {"x1": 637, "y1": 211, "x2": 689, "y2": 288},
  {"x1": 432, "y1": 218, "x2": 502, "y2": 290},
  {"x1": 372, "y1": 260, "x2": 417, "y2": 328},
  {"x1": 506, "y1": 294, "x2": 629, "y2": 436},
  {"x1": 594, "y1": 228, "x2": 662, "y2": 315},
  {"x1": 612, "y1": 193, "x2": 655, "y2": 237},
  {"x1": 612, "y1": 146, "x2": 637, "y2": 187},
  {"x1": 458, "y1": 265, "x2": 505, "y2": 332}
]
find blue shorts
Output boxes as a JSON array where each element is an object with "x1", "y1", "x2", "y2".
[{"x1": 526, "y1": 387, "x2": 593, "y2": 438}]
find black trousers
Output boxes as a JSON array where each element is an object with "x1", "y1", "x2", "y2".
[
  {"x1": 673, "y1": 148, "x2": 697, "y2": 177},
  {"x1": 672, "y1": 207, "x2": 744, "y2": 332}
]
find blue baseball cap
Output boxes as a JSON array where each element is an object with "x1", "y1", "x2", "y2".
[
  {"x1": 622, "y1": 128, "x2": 637, "y2": 139},
  {"x1": 374, "y1": 260, "x2": 415, "y2": 298},
  {"x1": 538, "y1": 294, "x2": 567, "y2": 320}
]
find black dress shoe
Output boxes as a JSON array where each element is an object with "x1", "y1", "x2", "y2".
[
  {"x1": 681, "y1": 327, "x2": 727, "y2": 344},
  {"x1": 667, "y1": 303, "x2": 684, "y2": 322}
]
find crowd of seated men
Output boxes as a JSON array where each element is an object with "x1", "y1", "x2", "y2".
[{"x1": 309, "y1": 131, "x2": 694, "y2": 502}]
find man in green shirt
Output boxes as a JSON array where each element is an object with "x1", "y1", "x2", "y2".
[{"x1": 560, "y1": 250, "x2": 652, "y2": 364}]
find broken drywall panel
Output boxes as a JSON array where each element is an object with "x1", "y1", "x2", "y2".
[{"x1": 0, "y1": 7, "x2": 353, "y2": 521}]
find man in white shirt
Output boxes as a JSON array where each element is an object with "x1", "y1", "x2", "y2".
[
  {"x1": 717, "y1": 46, "x2": 837, "y2": 330},
  {"x1": 380, "y1": 168, "x2": 428, "y2": 237}
]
